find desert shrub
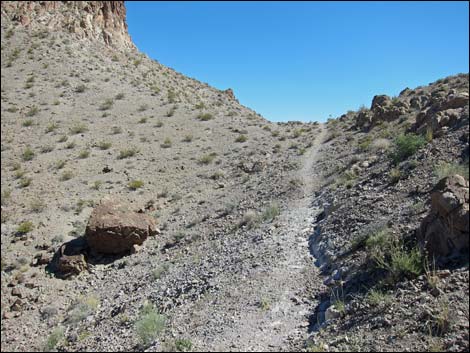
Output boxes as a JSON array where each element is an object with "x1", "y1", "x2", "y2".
[
  {"x1": 60, "y1": 170, "x2": 74, "y2": 181},
  {"x1": 389, "y1": 167, "x2": 401, "y2": 183},
  {"x1": 22, "y1": 119, "x2": 34, "y2": 127},
  {"x1": 198, "y1": 153, "x2": 217, "y2": 165},
  {"x1": 128, "y1": 180, "x2": 144, "y2": 190},
  {"x1": 97, "y1": 141, "x2": 112, "y2": 150},
  {"x1": 100, "y1": 98, "x2": 114, "y2": 111},
  {"x1": 134, "y1": 303, "x2": 166, "y2": 346},
  {"x1": 65, "y1": 295, "x2": 99, "y2": 325},
  {"x1": 69, "y1": 123, "x2": 88, "y2": 134},
  {"x1": 22, "y1": 147, "x2": 35, "y2": 161},
  {"x1": 118, "y1": 147, "x2": 139, "y2": 159},
  {"x1": 434, "y1": 161, "x2": 469, "y2": 180},
  {"x1": 17, "y1": 221, "x2": 34, "y2": 234},
  {"x1": 78, "y1": 150, "x2": 90, "y2": 159},
  {"x1": 197, "y1": 113, "x2": 213, "y2": 121},
  {"x1": 235, "y1": 135, "x2": 248, "y2": 143},
  {"x1": 26, "y1": 106, "x2": 39, "y2": 117},
  {"x1": 161, "y1": 137, "x2": 172, "y2": 148},
  {"x1": 390, "y1": 133, "x2": 426, "y2": 164},
  {"x1": 45, "y1": 122, "x2": 59, "y2": 133},
  {"x1": 44, "y1": 326, "x2": 65, "y2": 351},
  {"x1": 261, "y1": 202, "x2": 280, "y2": 222},
  {"x1": 75, "y1": 84, "x2": 86, "y2": 93}
]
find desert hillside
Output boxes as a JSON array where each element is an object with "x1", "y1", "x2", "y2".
[{"x1": 1, "y1": 2, "x2": 468, "y2": 352}]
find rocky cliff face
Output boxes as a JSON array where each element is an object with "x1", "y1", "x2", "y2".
[{"x1": 1, "y1": 1, "x2": 134, "y2": 49}]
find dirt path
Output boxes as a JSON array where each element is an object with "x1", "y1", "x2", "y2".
[{"x1": 200, "y1": 125, "x2": 327, "y2": 351}]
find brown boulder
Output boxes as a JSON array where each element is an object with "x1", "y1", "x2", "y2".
[
  {"x1": 85, "y1": 198, "x2": 157, "y2": 254},
  {"x1": 54, "y1": 237, "x2": 89, "y2": 278},
  {"x1": 418, "y1": 175, "x2": 469, "y2": 259}
]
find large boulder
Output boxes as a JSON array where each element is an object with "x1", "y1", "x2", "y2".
[
  {"x1": 417, "y1": 175, "x2": 469, "y2": 259},
  {"x1": 85, "y1": 198, "x2": 157, "y2": 254}
]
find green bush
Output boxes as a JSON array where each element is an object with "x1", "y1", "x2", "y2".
[
  {"x1": 390, "y1": 133, "x2": 426, "y2": 164},
  {"x1": 17, "y1": 221, "x2": 34, "y2": 234},
  {"x1": 197, "y1": 113, "x2": 213, "y2": 121},
  {"x1": 44, "y1": 326, "x2": 65, "y2": 351},
  {"x1": 128, "y1": 180, "x2": 144, "y2": 190},
  {"x1": 22, "y1": 147, "x2": 35, "y2": 161},
  {"x1": 134, "y1": 303, "x2": 166, "y2": 346}
]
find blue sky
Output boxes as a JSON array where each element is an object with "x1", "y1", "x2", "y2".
[{"x1": 126, "y1": 1, "x2": 469, "y2": 122}]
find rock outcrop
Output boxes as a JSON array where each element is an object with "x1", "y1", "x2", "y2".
[
  {"x1": 417, "y1": 175, "x2": 469, "y2": 259},
  {"x1": 356, "y1": 94, "x2": 410, "y2": 131},
  {"x1": 413, "y1": 90, "x2": 469, "y2": 136},
  {"x1": 1, "y1": 1, "x2": 134, "y2": 49},
  {"x1": 85, "y1": 197, "x2": 157, "y2": 254}
]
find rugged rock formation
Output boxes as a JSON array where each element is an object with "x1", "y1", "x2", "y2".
[
  {"x1": 413, "y1": 91, "x2": 469, "y2": 136},
  {"x1": 85, "y1": 198, "x2": 157, "y2": 254},
  {"x1": 1, "y1": 1, "x2": 134, "y2": 49},
  {"x1": 356, "y1": 94, "x2": 410, "y2": 131},
  {"x1": 418, "y1": 175, "x2": 469, "y2": 259}
]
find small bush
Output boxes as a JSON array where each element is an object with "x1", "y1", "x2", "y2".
[
  {"x1": 97, "y1": 141, "x2": 112, "y2": 150},
  {"x1": 235, "y1": 135, "x2": 248, "y2": 143},
  {"x1": 389, "y1": 167, "x2": 401, "y2": 183},
  {"x1": 115, "y1": 93, "x2": 125, "y2": 100},
  {"x1": 434, "y1": 161, "x2": 469, "y2": 180},
  {"x1": 161, "y1": 137, "x2": 172, "y2": 148},
  {"x1": 66, "y1": 295, "x2": 99, "y2": 325},
  {"x1": 70, "y1": 123, "x2": 88, "y2": 135},
  {"x1": 198, "y1": 153, "x2": 217, "y2": 165},
  {"x1": 45, "y1": 122, "x2": 59, "y2": 133},
  {"x1": 75, "y1": 84, "x2": 86, "y2": 93},
  {"x1": 100, "y1": 98, "x2": 114, "y2": 111},
  {"x1": 26, "y1": 106, "x2": 39, "y2": 117},
  {"x1": 30, "y1": 199, "x2": 46, "y2": 213},
  {"x1": 60, "y1": 170, "x2": 74, "y2": 181},
  {"x1": 44, "y1": 326, "x2": 65, "y2": 351},
  {"x1": 183, "y1": 134, "x2": 193, "y2": 142},
  {"x1": 138, "y1": 104, "x2": 149, "y2": 112},
  {"x1": 78, "y1": 150, "x2": 90, "y2": 159},
  {"x1": 118, "y1": 147, "x2": 139, "y2": 159},
  {"x1": 261, "y1": 202, "x2": 280, "y2": 222},
  {"x1": 138, "y1": 117, "x2": 147, "y2": 124},
  {"x1": 17, "y1": 221, "x2": 34, "y2": 234},
  {"x1": 22, "y1": 147, "x2": 35, "y2": 161},
  {"x1": 19, "y1": 177, "x2": 32, "y2": 188},
  {"x1": 197, "y1": 113, "x2": 213, "y2": 121},
  {"x1": 128, "y1": 180, "x2": 144, "y2": 190},
  {"x1": 134, "y1": 303, "x2": 166, "y2": 346},
  {"x1": 22, "y1": 119, "x2": 34, "y2": 127},
  {"x1": 367, "y1": 289, "x2": 392, "y2": 307},
  {"x1": 390, "y1": 133, "x2": 426, "y2": 164}
]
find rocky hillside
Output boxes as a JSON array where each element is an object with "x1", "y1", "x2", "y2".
[{"x1": 1, "y1": 2, "x2": 469, "y2": 352}]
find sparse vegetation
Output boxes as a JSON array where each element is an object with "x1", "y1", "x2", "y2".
[
  {"x1": 70, "y1": 123, "x2": 88, "y2": 135},
  {"x1": 434, "y1": 161, "x2": 469, "y2": 180},
  {"x1": 235, "y1": 134, "x2": 248, "y2": 143},
  {"x1": 17, "y1": 221, "x2": 34, "y2": 234},
  {"x1": 128, "y1": 180, "x2": 144, "y2": 190},
  {"x1": 22, "y1": 147, "x2": 35, "y2": 161},
  {"x1": 134, "y1": 302, "x2": 166, "y2": 346},
  {"x1": 197, "y1": 112, "x2": 214, "y2": 121},
  {"x1": 161, "y1": 137, "x2": 172, "y2": 148},
  {"x1": 118, "y1": 147, "x2": 139, "y2": 159},
  {"x1": 390, "y1": 133, "x2": 426, "y2": 164}
]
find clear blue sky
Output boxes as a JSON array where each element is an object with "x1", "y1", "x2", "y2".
[{"x1": 126, "y1": 1, "x2": 469, "y2": 122}]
